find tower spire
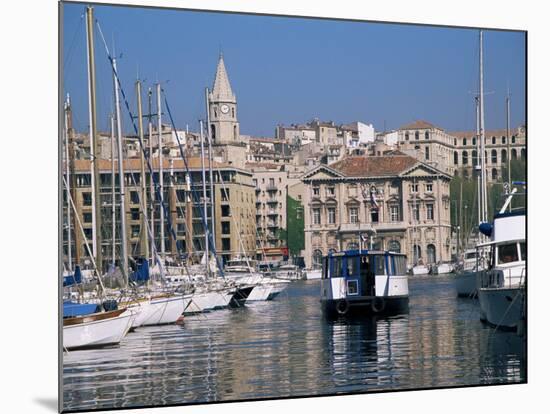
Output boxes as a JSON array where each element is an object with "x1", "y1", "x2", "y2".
[{"x1": 211, "y1": 54, "x2": 235, "y2": 102}]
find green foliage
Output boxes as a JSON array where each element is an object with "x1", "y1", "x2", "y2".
[
  {"x1": 286, "y1": 195, "x2": 305, "y2": 256},
  {"x1": 450, "y1": 159, "x2": 526, "y2": 242}
]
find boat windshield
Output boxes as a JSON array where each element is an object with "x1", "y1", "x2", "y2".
[
  {"x1": 497, "y1": 242, "x2": 520, "y2": 265},
  {"x1": 392, "y1": 255, "x2": 407, "y2": 275}
]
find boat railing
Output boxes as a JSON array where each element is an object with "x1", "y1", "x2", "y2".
[{"x1": 479, "y1": 263, "x2": 526, "y2": 289}]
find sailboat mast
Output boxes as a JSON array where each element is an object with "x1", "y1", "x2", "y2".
[
  {"x1": 113, "y1": 56, "x2": 129, "y2": 282},
  {"x1": 157, "y1": 83, "x2": 165, "y2": 259},
  {"x1": 479, "y1": 30, "x2": 488, "y2": 224},
  {"x1": 199, "y1": 120, "x2": 210, "y2": 275},
  {"x1": 64, "y1": 95, "x2": 73, "y2": 272},
  {"x1": 475, "y1": 96, "x2": 481, "y2": 243},
  {"x1": 136, "y1": 80, "x2": 149, "y2": 260},
  {"x1": 205, "y1": 87, "x2": 216, "y2": 251},
  {"x1": 85, "y1": 6, "x2": 102, "y2": 273},
  {"x1": 110, "y1": 114, "x2": 116, "y2": 266},
  {"x1": 506, "y1": 91, "x2": 512, "y2": 212},
  {"x1": 148, "y1": 87, "x2": 155, "y2": 262}
]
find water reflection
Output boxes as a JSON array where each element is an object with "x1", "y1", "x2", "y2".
[{"x1": 63, "y1": 275, "x2": 525, "y2": 411}]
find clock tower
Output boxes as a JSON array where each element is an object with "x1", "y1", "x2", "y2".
[{"x1": 208, "y1": 54, "x2": 240, "y2": 144}]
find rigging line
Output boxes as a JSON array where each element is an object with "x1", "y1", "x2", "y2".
[
  {"x1": 95, "y1": 19, "x2": 190, "y2": 281},
  {"x1": 63, "y1": 10, "x2": 85, "y2": 74},
  {"x1": 162, "y1": 90, "x2": 225, "y2": 278}
]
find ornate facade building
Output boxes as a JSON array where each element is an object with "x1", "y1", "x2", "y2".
[{"x1": 302, "y1": 153, "x2": 452, "y2": 268}]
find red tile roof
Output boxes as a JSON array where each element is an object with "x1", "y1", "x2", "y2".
[
  {"x1": 399, "y1": 120, "x2": 440, "y2": 130},
  {"x1": 330, "y1": 155, "x2": 418, "y2": 177}
]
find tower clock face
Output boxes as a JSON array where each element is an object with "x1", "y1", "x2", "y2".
[{"x1": 220, "y1": 104, "x2": 230, "y2": 114}]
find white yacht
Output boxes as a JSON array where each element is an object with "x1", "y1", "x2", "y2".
[
  {"x1": 320, "y1": 249, "x2": 409, "y2": 317},
  {"x1": 477, "y1": 209, "x2": 526, "y2": 331}
]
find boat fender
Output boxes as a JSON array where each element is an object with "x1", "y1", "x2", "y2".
[
  {"x1": 371, "y1": 297, "x2": 386, "y2": 313},
  {"x1": 336, "y1": 299, "x2": 349, "y2": 315}
]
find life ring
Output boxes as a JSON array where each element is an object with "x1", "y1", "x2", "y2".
[
  {"x1": 336, "y1": 299, "x2": 350, "y2": 315},
  {"x1": 371, "y1": 297, "x2": 386, "y2": 313}
]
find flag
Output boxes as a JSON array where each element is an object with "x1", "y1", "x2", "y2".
[{"x1": 370, "y1": 186, "x2": 379, "y2": 210}]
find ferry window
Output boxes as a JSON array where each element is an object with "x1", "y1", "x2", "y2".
[
  {"x1": 498, "y1": 243, "x2": 519, "y2": 264},
  {"x1": 374, "y1": 255, "x2": 386, "y2": 275},
  {"x1": 347, "y1": 280, "x2": 359, "y2": 295},
  {"x1": 520, "y1": 242, "x2": 526, "y2": 261},
  {"x1": 346, "y1": 256, "x2": 359, "y2": 277},
  {"x1": 393, "y1": 255, "x2": 407, "y2": 275},
  {"x1": 332, "y1": 257, "x2": 343, "y2": 278}
]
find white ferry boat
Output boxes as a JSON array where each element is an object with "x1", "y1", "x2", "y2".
[{"x1": 320, "y1": 249, "x2": 409, "y2": 317}]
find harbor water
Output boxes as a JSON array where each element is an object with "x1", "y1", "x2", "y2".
[{"x1": 63, "y1": 274, "x2": 526, "y2": 411}]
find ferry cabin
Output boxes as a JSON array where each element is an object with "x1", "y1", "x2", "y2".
[{"x1": 320, "y1": 250, "x2": 409, "y2": 316}]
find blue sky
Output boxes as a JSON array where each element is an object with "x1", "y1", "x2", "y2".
[{"x1": 62, "y1": 2, "x2": 526, "y2": 137}]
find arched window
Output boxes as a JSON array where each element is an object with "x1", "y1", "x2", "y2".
[
  {"x1": 472, "y1": 150, "x2": 478, "y2": 166},
  {"x1": 233, "y1": 125, "x2": 238, "y2": 140},
  {"x1": 313, "y1": 249, "x2": 323, "y2": 267},
  {"x1": 491, "y1": 149, "x2": 497, "y2": 164},
  {"x1": 462, "y1": 150, "x2": 468, "y2": 165},
  {"x1": 521, "y1": 148, "x2": 526, "y2": 160},
  {"x1": 405, "y1": 132, "x2": 409, "y2": 141},
  {"x1": 511, "y1": 148, "x2": 517, "y2": 159},
  {"x1": 211, "y1": 124, "x2": 216, "y2": 140},
  {"x1": 502, "y1": 136, "x2": 506, "y2": 144},
  {"x1": 347, "y1": 242, "x2": 359, "y2": 251},
  {"x1": 427, "y1": 244, "x2": 436, "y2": 264},
  {"x1": 492, "y1": 168, "x2": 498, "y2": 180},
  {"x1": 485, "y1": 150, "x2": 488, "y2": 164},
  {"x1": 454, "y1": 138, "x2": 457, "y2": 146},
  {"x1": 492, "y1": 136, "x2": 496, "y2": 145},
  {"x1": 388, "y1": 240, "x2": 401, "y2": 253},
  {"x1": 463, "y1": 137, "x2": 467, "y2": 146},
  {"x1": 453, "y1": 151, "x2": 458, "y2": 165},
  {"x1": 425, "y1": 131, "x2": 429, "y2": 140},
  {"x1": 415, "y1": 131, "x2": 419, "y2": 140},
  {"x1": 472, "y1": 137, "x2": 476, "y2": 146},
  {"x1": 413, "y1": 245, "x2": 422, "y2": 263},
  {"x1": 501, "y1": 149, "x2": 507, "y2": 163},
  {"x1": 512, "y1": 135, "x2": 516, "y2": 144}
]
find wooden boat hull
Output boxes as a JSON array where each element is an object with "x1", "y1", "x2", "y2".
[{"x1": 63, "y1": 309, "x2": 133, "y2": 350}]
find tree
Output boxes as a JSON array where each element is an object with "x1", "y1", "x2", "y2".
[{"x1": 286, "y1": 195, "x2": 305, "y2": 256}]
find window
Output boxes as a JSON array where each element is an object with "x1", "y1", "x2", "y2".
[
  {"x1": 492, "y1": 136, "x2": 496, "y2": 145},
  {"x1": 498, "y1": 243, "x2": 519, "y2": 264},
  {"x1": 502, "y1": 136, "x2": 506, "y2": 144},
  {"x1": 371, "y1": 209, "x2": 379, "y2": 223},
  {"x1": 327, "y1": 186, "x2": 335, "y2": 196},
  {"x1": 221, "y1": 205, "x2": 230, "y2": 217},
  {"x1": 425, "y1": 131, "x2": 430, "y2": 140},
  {"x1": 346, "y1": 256, "x2": 359, "y2": 276},
  {"x1": 346, "y1": 280, "x2": 359, "y2": 295},
  {"x1": 426, "y1": 203, "x2": 434, "y2": 220},
  {"x1": 463, "y1": 138, "x2": 467, "y2": 146},
  {"x1": 374, "y1": 255, "x2": 386, "y2": 275},
  {"x1": 491, "y1": 149, "x2": 497, "y2": 164},
  {"x1": 313, "y1": 208, "x2": 321, "y2": 225},
  {"x1": 349, "y1": 207, "x2": 358, "y2": 223},
  {"x1": 425, "y1": 146, "x2": 430, "y2": 160},
  {"x1": 454, "y1": 138, "x2": 457, "y2": 146},
  {"x1": 82, "y1": 192, "x2": 92, "y2": 206},
  {"x1": 501, "y1": 149, "x2": 507, "y2": 163},
  {"x1": 427, "y1": 244, "x2": 436, "y2": 264},
  {"x1": 415, "y1": 131, "x2": 419, "y2": 140},
  {"x1": 472, "y1": 150, "x2": 478, "y2": 166},
  {"x1": 393, "y1": 255, "x2": 406, "y2": 273},
  {"x1": 83, "y1": 212, "x2": 92, "y2": 223},
  {"x1": 512, "y1": 135, "x2": 516, "y2": 144},
  {"x1": 313, "y1": 186, "x2": 320, "y2": 196},
  {"x1": 388, "y1": 240, "x2": 401, "y2": 253},
  {"x1": 405, "y1": 132, "x2": 409, "y2": 141},
  {"x1": 328, "y1": 207, "x2": 336, "y2": 224},
  {"x1": 221, "y1": 221, "x2": 231, "y2": 235},
  {"x1": 492, "y1": 168, "x2": 498, "y2": 180},
  {"x1": 130, "y1": 191, "x2": 139, "y2": 204},
  {"x1": 453, "y1": 151, "x2": 458, "y2": 165},
  {"x1": 176, "y1": 189, "x2": 186, "y2": 202},
  {"x1": 221, "y1": 189, "x2": 230, "y2": 201},
  {"x1": 390, "y1": 205, "x2": 399, "y2": 222},
  {"x1": 130, "y1": 208, "x2": 140, "y2": 220},
  {"x1": 511, "y1": 149, "x2": 517, "y2": 159},
  {"x1": 131, "y1": 225, "x2": 140, "y2": 238},
  {"x1": 473, "y1": 137, "x2": 477, "y2": 146},
  {"x1": 411, "y1": 183, "x2": 419, "y2": 193},
  {"x1": 412, "y1": 205, "x2": 420, "y2": 221},
  {"x1": 426, "y1": 183, "x2": 433, "y2": 192},
  {"x1": 269, "y1": 178, "x2": 275, "y2": 186},
  {"x1": 462, "y1": 151, "x2": 469, "y2": 165},
  {"x1": 313, "y1": 249, "x2": 323, "y2": 267},
  {"x1": 221, "y1": 238, "x2": 231, "y2": 251}
]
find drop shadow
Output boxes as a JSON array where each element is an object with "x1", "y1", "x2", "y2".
[{"x1": 34, "y1": 397, "x2": 58, "y2": 412}]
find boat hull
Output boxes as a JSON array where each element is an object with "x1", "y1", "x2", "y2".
[
  {"x1": 412, "y1": 265, "x2": 430, "y2": 275},
  {"x1": 305, "y1": 269, "x2": 321, "y2": 280},
  {"x1": 321, "y1": 295, "x2": 409, "y2": 318},
  {"x1": 478, "y1": 286, "x2": 525, "y2": 330},
  {"x1": 141, "y1": 295, "x2": 184, "y2": 326},
  {"x1": 63, "y1": 309, "x2": 133, "y2": 350},
  {"x1": 455, "y1": 271, "x2": 478, "y2": 298}
]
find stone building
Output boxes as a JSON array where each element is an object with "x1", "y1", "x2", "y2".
[
  {"x1": 301, "y1": 153, "x2": 452, "y2": 269},
  {"x1": 64, "y1": 157, "x2": 256, "y2": 271}
]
